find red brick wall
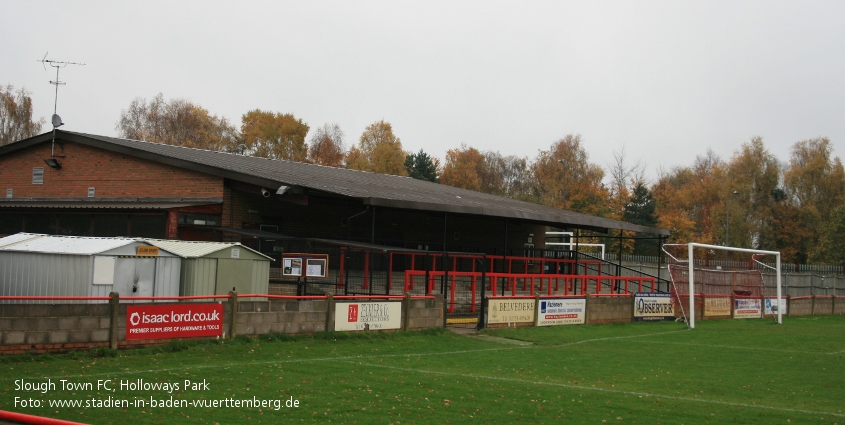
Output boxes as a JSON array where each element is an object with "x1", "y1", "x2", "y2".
[{"x1": 0, "y1": 141, "x2": 224, "y2": 199}]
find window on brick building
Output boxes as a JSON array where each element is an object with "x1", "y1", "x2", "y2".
[{"x1": 178, "y1": 213, "x2": 220, "y2": 226}]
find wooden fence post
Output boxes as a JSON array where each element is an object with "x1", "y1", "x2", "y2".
[
  {"x1": 109, "y1": 292, "x2": 119, "y2": 350},
  {"x1": 229, "y1": 291, "x2": 238, "y2": 338}
]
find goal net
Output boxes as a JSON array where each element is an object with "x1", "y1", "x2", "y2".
[{"x1": 662, "y1": 243, "x2": 783, "y2": 329}]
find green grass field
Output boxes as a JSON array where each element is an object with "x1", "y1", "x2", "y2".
[{"x1": 1, "y1": 316, "x2": 843, "y2": 424}]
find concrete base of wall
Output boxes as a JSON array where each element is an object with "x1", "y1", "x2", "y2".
[{"x1": 586, "y1": 296, "x2": 633, "y2": 324}]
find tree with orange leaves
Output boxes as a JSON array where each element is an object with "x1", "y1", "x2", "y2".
[{"x1": 531, "y1": 134, "x2": 608, "y2": 217}]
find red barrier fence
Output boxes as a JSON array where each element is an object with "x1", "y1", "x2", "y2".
[
  {"x1": 403, "y1": 270, "x2": 656, "y2": 313},
  {"x1": 0, "y1": 294, "x2": 437, "y2": 302}
]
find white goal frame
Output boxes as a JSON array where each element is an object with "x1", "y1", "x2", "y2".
[{"x1": 665, "y1": 243, "x2": 783, "y2": 329}]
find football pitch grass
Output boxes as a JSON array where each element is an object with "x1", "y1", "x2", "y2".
[{"x1": 1, "y1": 316, "x2": 843, "y2": 424}]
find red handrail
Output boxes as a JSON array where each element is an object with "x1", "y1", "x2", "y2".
[
  {"x1": 238, "y1": 294, "x2": 328, "y2": 300},
  {"x1": 334, "y1": 295, "x2": 405, "y2": 300},
  {"x1": 119, "y1": 295, "x2": 231, "y2": 301},
  {"x1": 0, "y1": 294, "x2": 429, "y2": 302},
  {"x1": 0, "y1": 296, "x2": 110, "y2": 301},
  {"x1": 0, "y1": 410, "x2": 88, "y2": 425}
]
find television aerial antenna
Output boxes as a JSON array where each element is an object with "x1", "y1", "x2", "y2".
[
  {"x1": 38, "y1": 52, "x2": 85, "y2": 127},
  {"x1": 37, "y1": 53, "x2": 85, "y2": 159}
]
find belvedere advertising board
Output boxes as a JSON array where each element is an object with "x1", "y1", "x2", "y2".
[{"x1": 487, "y1": 299, "x2": 535, "y2": 324}]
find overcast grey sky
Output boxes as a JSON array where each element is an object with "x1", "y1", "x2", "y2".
[{"x1": 2, "y1": 1, "x2": 843, "y2": 183}]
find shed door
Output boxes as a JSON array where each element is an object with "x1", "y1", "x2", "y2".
[
  {"x1": 114, "y1": 258, "x2": 156, "y2": 297},
  {"x1": 216, "y1": 259, "x2": 253, "y2": 294}
]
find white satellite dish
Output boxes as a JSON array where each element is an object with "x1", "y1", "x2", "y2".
[{"x1": 51, "y1": 113, "x2": 64, "y2": 128}]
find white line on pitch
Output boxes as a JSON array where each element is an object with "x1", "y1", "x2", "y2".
[
  {"x1": 6, "y1": 330, "x2": 688, "y2": 381},
  {"x1": 339, "y1": 360, "x2": 845, "y2": 419},
  {"x1": 632, "y1": 339, "x2": 845, "y2": 355}
]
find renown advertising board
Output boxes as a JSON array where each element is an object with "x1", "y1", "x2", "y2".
[
  {"x1": 335, "y1": 301, "x2": 402, "y2": 331},
  {"x1": 126, "y1": 304, "x2": 223, "y2": 340},
  {"x1": 537, "y1": 298, "x2": 585, "y2": 326},
  {"x1": 634, "y1": 293, "x2": 674, "y2": 321}
]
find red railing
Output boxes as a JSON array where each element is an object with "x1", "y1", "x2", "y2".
[
  {"x1": 403, "y1": 270, "x2": 656, "y2": 313},
  {"x1": 392, "y1": 251, "x2": 605, "y2": 292},
  {"x1": 0, "y1": 294, "x2": 437, "y2": 302}
]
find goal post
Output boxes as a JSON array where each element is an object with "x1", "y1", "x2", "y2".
[{"x1": 665, "y1": 243, "x2": 782, "y2": 329}]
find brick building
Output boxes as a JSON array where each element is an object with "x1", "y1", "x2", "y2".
[{"x1": 0, "y1": 131, "x2": 669, "y2": 259}]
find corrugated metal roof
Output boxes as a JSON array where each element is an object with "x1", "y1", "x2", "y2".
[
  {"x1": 0, "y1": 233, "x2": 141, "y2": 255},
  {"x1": 0, "y1": 232, "x2": 43, "y2": 248},
  {"x1": 142, "y1": 238, "x2": 273, "y2": 260},
  {"x1": 0, "y1": 131, "x2": 670, "y2": 235}
]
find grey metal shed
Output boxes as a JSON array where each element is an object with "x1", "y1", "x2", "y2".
[
  {"x1": 141, "y1": 239, "x2": 272, "y2": 296},
  {"x1": 0, "y1": 233, "x2": 181, "y2": 302}
]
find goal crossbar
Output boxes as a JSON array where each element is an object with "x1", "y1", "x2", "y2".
[{"x1": 663, "y1": 243, "x2": 783, "y2": 329}]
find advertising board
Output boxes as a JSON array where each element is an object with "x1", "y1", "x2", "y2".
[
  {"x1": 126, "y1": 303, "x2": 223, "y2": 340},
  {"x1": 335, "y1": 301, "x2": 402, "y2": 331},
  {"x1": 487, "y1": 299, "x2": 535, "y2": 324},
  {"x1": 634, "y1": 292, "x2": 675, "y2": 321},
  {"x1": 537, "y1": 298, "x2": 585, "y2": 326},
  {"x1": 764, "y1": 298, "x2": 787, "y2": 315},
  {"x1": 734, "y1": 298, "x2": 762, "y2": 319},
  {"x1": 704, "y1": 297, "x2": 732, "y2": 317}
]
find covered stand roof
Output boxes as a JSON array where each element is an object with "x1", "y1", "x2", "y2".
[{"x1": 0, "y1": 131, "x2": 669, "y2": 236}]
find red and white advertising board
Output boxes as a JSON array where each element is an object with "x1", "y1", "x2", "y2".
[
  {"x1": 126, "y1": 303, "x2": 223, "y2": 340},
  {"x1": 334, "y1": 301, "x2": 402, "y2": 331}
]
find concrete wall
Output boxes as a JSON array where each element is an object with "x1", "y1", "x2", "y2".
[
  {"x1": 236, "y1": 299, "x2": 328, "y2": 336},
  {"x1": 586, "y1": 296, "x2": 633, "y2": 324},
  {"x1": 407, "y1": 296, "x2": 444, "y2": 330},
  {"x1": 814, "y1": 296, "x2": 834, "y2": 315},
  {"x1": 0, "y1": 304, "x2": 111, "y2": 354},
  {"x1": 836, "y1": 297, "x2": 845, "y2": 315},
  {"x1": 788, "y1": 298, "x2": 813, "y2": 316},
  {"x1": 0, "y1": 293, "x2": 445, "y2": 354}
]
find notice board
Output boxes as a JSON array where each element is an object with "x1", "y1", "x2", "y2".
[{"x1": 282, "y1": 253, "x2": 329, "y2": 278}]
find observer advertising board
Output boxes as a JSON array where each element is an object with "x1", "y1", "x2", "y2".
[
  {"x1": 126, "y1": 304, "x2": 223, "y2": 340},
  {"x1": 335, "y1": 301, "x2": 402, "y2": 331},
  {"x1": 487, "y1": 299, "x2": 535, "y2": 324},
  {"x1": 704, "y1": 297, "x2": 732, "y2": 317},
  {"x1": 537, "y1": 298, "x2": 585, "y2": 326},
  {"x1": 634, "y1": 293, "x2": 674, "y2": 321},
  {"x1": 734, "y1": 299, "x2": 762, "y2": 318}
]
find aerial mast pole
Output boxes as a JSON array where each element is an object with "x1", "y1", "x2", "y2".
[{"x1": 37, "y1": 53, "x2": 85, "y2": 158}]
